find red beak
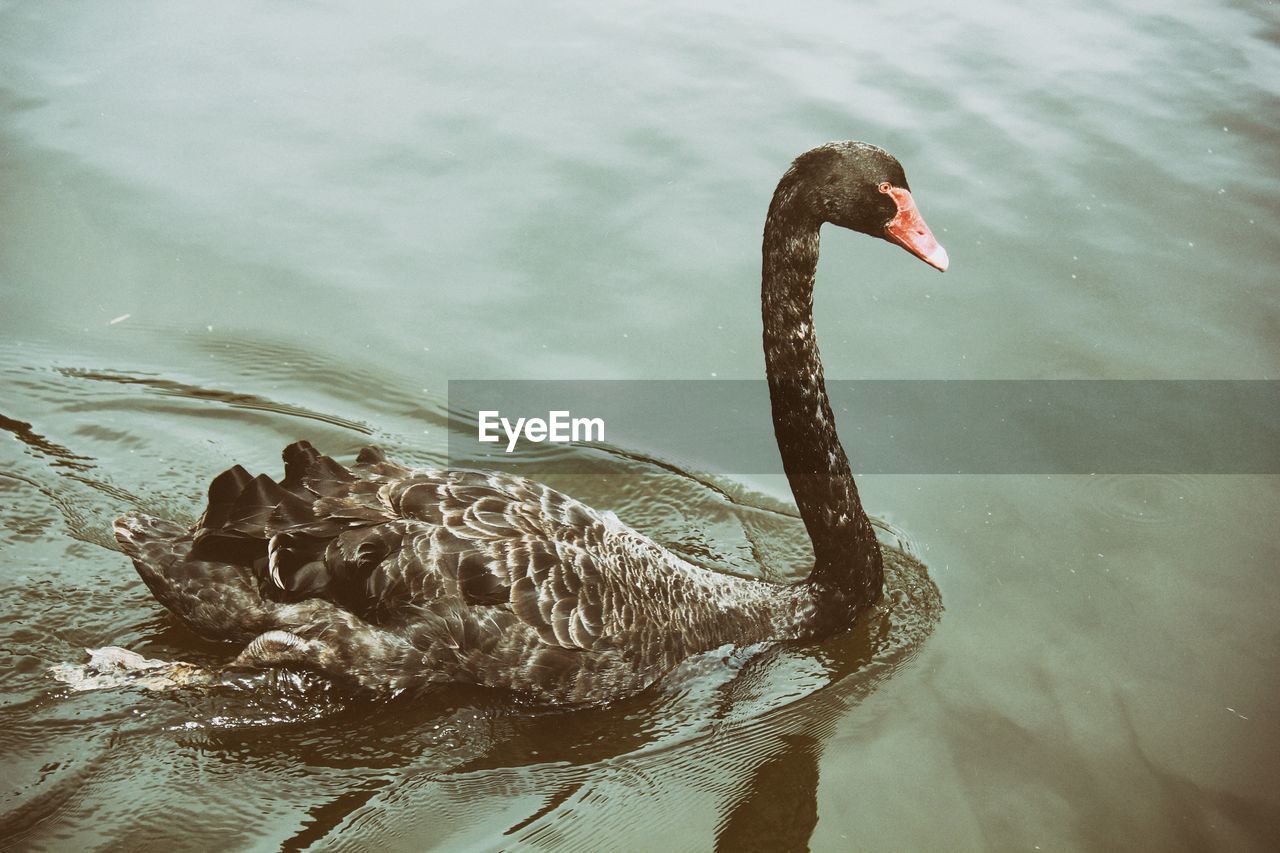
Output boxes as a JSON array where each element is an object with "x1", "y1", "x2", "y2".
[{"x1": 880, "y1": 184, "x2": 949, "y2": 272}]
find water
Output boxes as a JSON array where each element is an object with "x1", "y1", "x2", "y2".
[{"x1": 1, "y1": 0, "x2": 1278, "y2": 849}]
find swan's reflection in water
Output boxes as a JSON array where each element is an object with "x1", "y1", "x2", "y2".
[{"x1": 715, "y1": 733, "x2": 820, "y2": 852}]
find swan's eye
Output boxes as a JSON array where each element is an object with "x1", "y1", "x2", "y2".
[{"x1": 878, "y1": 182, "x2": 892, "y2": 193}]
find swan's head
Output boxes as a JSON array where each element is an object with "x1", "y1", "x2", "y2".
[{"x1": 795, "y1": 141, "x2": 949, "y2": 272}]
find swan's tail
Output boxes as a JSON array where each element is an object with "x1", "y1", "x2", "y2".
[
  {"x1": 112, "y1": 442, "x2": 412, "y2": 656},
  {"x1": 113, "y1": 508, "x2": 275, "y2": 643},
  {"x1": 113, "y1": 511, "x2": 185, "y2": 560}
]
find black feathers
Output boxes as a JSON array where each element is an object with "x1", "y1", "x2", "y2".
[
  {"x1": 115, "y1": 440, "x2": 815, "y2": 704},
  {"x1": 197, "y1": 464, "x2": 253, "y2": 531}
]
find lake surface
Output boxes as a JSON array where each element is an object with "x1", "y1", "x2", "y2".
[{"x1": 2, "y1": 0, "x2": 1278, "y2": 849}]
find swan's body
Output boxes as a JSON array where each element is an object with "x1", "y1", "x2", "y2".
[
  {"x1": 116, "y1": 447, "x2": 822, "y2": 703},
  {"x1": 112, "y1": 141, "x2": 947, "y2": 705}
]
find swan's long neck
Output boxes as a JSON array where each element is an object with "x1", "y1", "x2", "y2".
[{"x1": 761, "y1": 179, "x2": 883, "y2": 609}]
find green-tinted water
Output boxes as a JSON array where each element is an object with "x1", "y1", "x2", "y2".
[{"x1": 2, "y1": 0, "x2": 1278, "y2": 849}]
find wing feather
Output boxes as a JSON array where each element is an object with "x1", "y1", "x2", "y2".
[{"x1": 124, "y1": 440, "x2": 687, "y2": 702}]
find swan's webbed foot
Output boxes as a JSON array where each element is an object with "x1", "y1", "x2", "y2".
[
  {"x1": 230, "y1": 630, "x2": 321, "y2": 670},
  {"x1": 227, "y1": 630, "x2": 392, "y2": 698}
]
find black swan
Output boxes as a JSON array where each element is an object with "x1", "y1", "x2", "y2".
[{"x1": 109, "y1": 141, "x2": 947, "y2": 705}]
